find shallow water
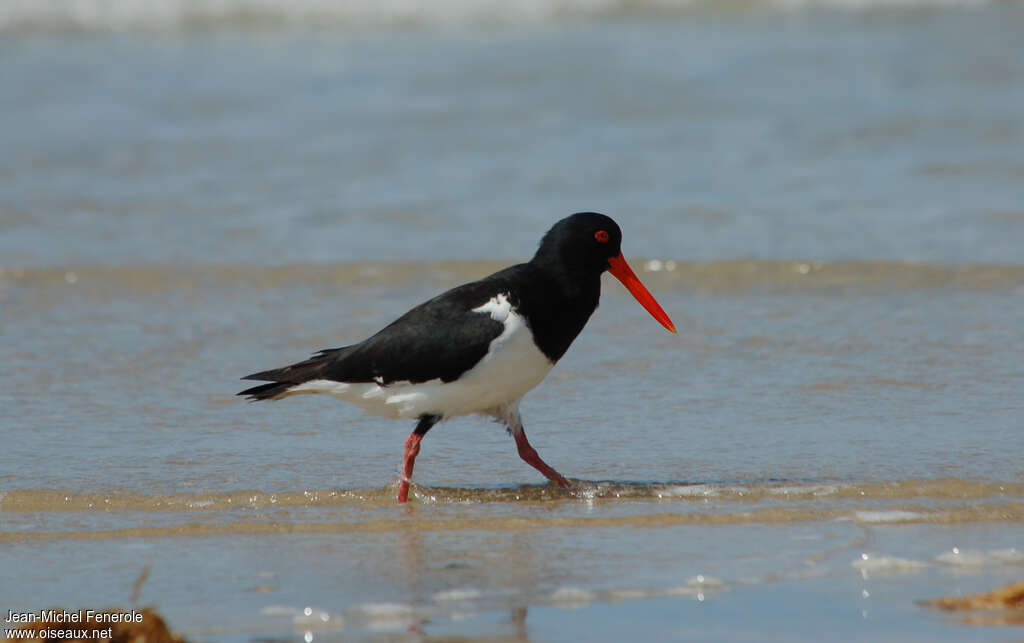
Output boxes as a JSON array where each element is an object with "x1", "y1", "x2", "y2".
[
  {"x1": 4, "y1": 260, "x2": 1023, "y2": 640},
  {"x1": 3, "y1": 3, "x2": 1024, "y2": 641}
]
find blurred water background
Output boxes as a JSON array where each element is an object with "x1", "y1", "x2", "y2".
[{"x1": 2, "y1": 0, "x2": 1023, "y2": 640}]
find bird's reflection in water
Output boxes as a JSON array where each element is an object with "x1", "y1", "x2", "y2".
[{"x1": 394, "y1": 505, "x2": 535, "y2": 641}]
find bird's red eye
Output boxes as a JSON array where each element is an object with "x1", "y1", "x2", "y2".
[{"x1": 594, "y1": 230, "x2": 610, "y2": 243}]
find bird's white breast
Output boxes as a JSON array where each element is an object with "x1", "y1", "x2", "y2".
[{"x1": 286, "y1": 293, "x2": 554, "y2": 419}]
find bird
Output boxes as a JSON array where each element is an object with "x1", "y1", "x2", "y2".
[{"x1": 238, "y1": 212, "x2": 676, "y2": 502}]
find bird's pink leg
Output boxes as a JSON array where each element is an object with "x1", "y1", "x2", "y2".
[
  {"x1": 397, "y1": 414, "x2": 440, "y2": 503},
  {"x1": 508, "y1": 413, "x2": 571, "y2": 489},
  {"x1": 512, "y1": 428, "x2": 571, "y2": 488},
  {"x1": 397, "y1": 432, "x2": 423, "y2": 503}
]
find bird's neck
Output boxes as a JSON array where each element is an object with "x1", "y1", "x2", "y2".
[{"x1": 518, "y1": 260, "x2": 602, "y2": 363}]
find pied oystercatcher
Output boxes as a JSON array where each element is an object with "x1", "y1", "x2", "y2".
[{"x1": 239, "y1": 212, "x2": 675, "y2": 502}]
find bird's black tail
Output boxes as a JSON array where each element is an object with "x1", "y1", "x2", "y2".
[
  {"x1": 237, "y1": 381, "x2": 295, "y2": 401},
  {"x1": 237, "y1": 347, "x2": 349, "y2": 401}
]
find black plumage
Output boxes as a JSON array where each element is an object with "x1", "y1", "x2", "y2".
[{"x1": 239, "y1": 213, "x2": 622, "y2": 400}]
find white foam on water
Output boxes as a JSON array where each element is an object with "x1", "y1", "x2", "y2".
[
  {"x1": 352, "y1": 602, "x2": 418, "y2": 618},
  {"x1": 936, "y1": 548, "x2": 990, "y2": 567},
  {"x1": 0, "y1": 0, "x2": 998, "y2": 32},
  {"x1": 665, "y1": 574, "x2": 723, "y2": 600},
  {"x1": 656, "y1": 484, "x2": 720, "y2": 498},
  {"x1": 258, "y1": 605, "x2": 337, "y2": 627},
  {"x1": 769, "y1": 0, "x2": 990, "y2": 9},
  {"x1": 606, "y1": 588, "x2": 653, "y2": 601},
  {"x1": 990, "y1": 548, "x2": 1024, "y2": 564},
  {"x1": 936, "y1": 547, "x2": 1024, "y2": 567},
  {"x1": 293, "y1": 606, "x2": 334, "y2": 627},
  {"x1": 260, "y1": 605, "x2": 300, "y2": 617},
  {"x1": 686, "y1": 574, "x2": 723, "y2": 588},
  {"x1": 345, "y1": 602, "x2": 429, "y2": 632},
  {"x1": 433, "y1": 588, "x2": 483, "y2": 602},
  {"x1": 852, "y1": 510, "x2": 922, "y2": 523},
  {"x1": 852, "y1": 553, "x2": 928, "y2": 574},
  {"x1": 769, "y1": 484, "x2": 840, "y2": 497}
]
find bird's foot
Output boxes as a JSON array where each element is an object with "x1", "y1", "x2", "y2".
[
  {"x1": 551, "y1": 475, "x2": 573, "y2": 490},
  {"x1": 397, "y1": 475, "x2": 413, "y2": 503}
]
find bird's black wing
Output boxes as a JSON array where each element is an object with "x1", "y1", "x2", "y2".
[{"x1": 238, "y1": 268, "x2": 526, "y2": 400}]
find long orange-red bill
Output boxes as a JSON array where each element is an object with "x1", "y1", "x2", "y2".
[{"x1": 607, "y1": 253, "x2": 677, "y2": 333}]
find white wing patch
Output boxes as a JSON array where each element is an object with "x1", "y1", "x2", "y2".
[
  {"x1": 280, "y1": 292, "x2": 554, "y2": 420},
  {"x1": 472, "y1": 292, "x2": 512, "y2": 323}
]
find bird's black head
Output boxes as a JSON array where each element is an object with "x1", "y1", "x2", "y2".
[
  {"x1": 532, "y1": 212, "x2": 623, "y2": 276},
  {"x1": 531, "y1": 212, "x2": 676, "y2": 334}
]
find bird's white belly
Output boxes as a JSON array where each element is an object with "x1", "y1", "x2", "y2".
[{"x1": 287, "y1": 297, "x2": 554, "y2": 419}]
